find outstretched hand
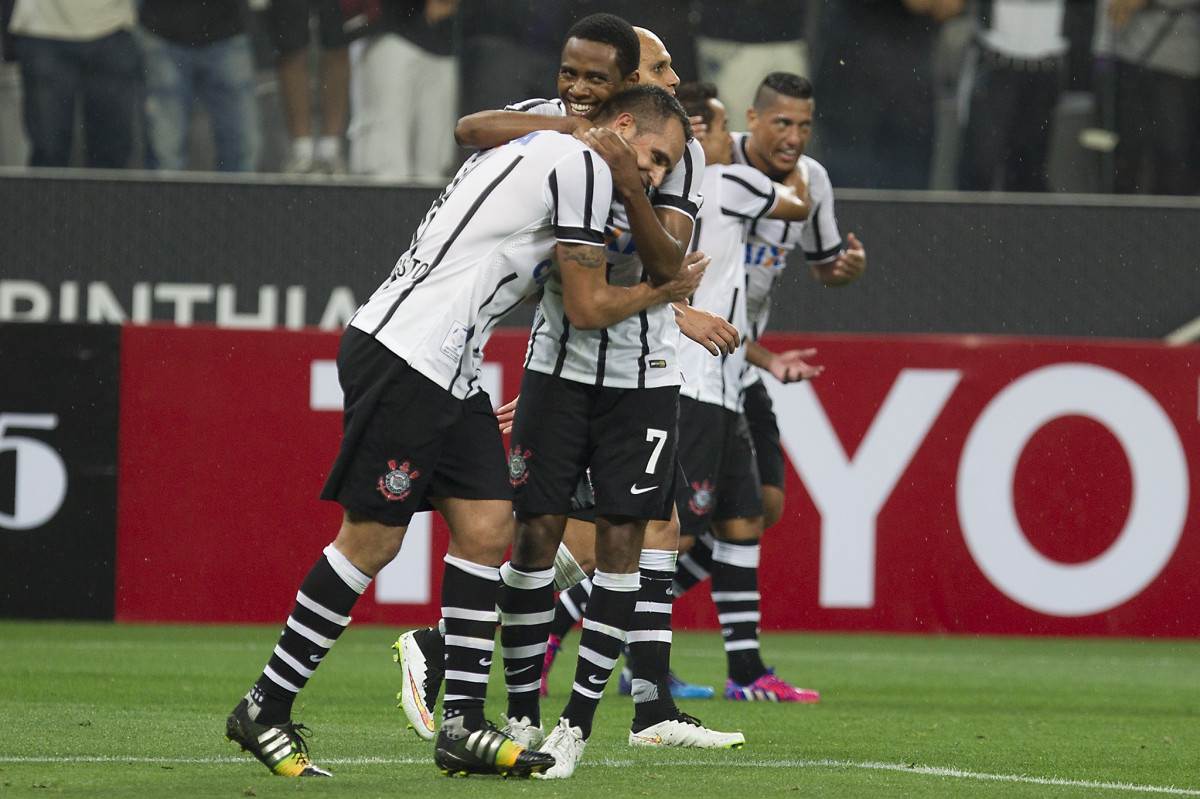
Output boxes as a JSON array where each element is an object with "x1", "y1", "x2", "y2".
[{"x1": 768, "y1": 348, "x2": 824, "y2": 384}]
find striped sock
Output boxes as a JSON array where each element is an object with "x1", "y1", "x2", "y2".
[
  {"x1": 561, "y1": 570, "x2": 640, "y2": 739},
  {"x1": 629, "y1": 549, "x2": 679, "y2": 727},
  {"x1": 549, "y1": 577, "x2": 592, "y2": 639},
  {"x1": 252, "y1": 544, "x2": 368, "y2": 725},
  {"x1": 711, "y1": 538, "x2": 767, "y2": 685},
  {"x1": 441, "y1": 554, "x2": 501, "y2": 730},
  {"x1": 672, "y1": 530, "x2": 715, "y2": 597},
  {"x1": 498, "y1": 562, "x2": 556, "y2": 724}
]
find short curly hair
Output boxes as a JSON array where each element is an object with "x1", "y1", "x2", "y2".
[{"x1": 564, "y1": 13, "x2": 641, "y2": 80}]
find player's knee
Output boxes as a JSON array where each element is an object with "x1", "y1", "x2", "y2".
[{"x1": 512, "y1": 513, "x2": 565, "y2": 568}]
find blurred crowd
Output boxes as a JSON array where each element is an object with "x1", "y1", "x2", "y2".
[{"x1": 1, "y1": 0, "x2": 1196, "y2": 195}]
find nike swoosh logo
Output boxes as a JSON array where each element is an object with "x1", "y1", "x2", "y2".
[
  {"x1": 309, "y1": 654, "x2": 324, "y2": 663},
  {"x1": 632, "y1": 733, "x2": 663, "y2": 744},
  {"x1": 505, "y1": 665, "x2": 533, "y2": 676},
  {"x1": 630, "y1": 484, "x2": 659, "y2": 495},
  {"x1": 587, "y1": 674, "x2": 608, "y2": 685},
  {"x1": 479, "y1": 658, "x2": 493, "y2": 668}
]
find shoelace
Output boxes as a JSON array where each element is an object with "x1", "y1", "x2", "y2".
[
  {"x1": 674, "y1": 711, "x2": 704, "y2": 727},
  {"x1": 283, "y1": 722, "x2": 315, "y2": 757}
]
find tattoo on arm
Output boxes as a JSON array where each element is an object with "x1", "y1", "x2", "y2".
[{"x1": 560, "y1": 243, "x2": 606, "y2": 272}]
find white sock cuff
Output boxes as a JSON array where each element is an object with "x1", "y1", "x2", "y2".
[
  {"x1": 639, "y1": 548, "x2": 677, "y2": 573},
  {"x1": 500, "y1": 561, "x2": 555, "y2": 589},
  {"x1": 323, "y1": 544, "x2": 371, "y2": 595},
  {"x1": 553, "y1": 541, "x2": 588, "y2": 590},
  {"x1": 444, "y1": 554, "x2": 501, "y2": 582},
  {"x1": 592, "y1": 570, "x2": 641, "y2": 592},
  {"x1": 712, "y1": 539, "x2": 761, "y2": 569}
]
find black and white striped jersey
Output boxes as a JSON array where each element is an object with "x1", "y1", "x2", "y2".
[
  {"x1": 731, "y1": 132, "x2": 842, "y2": 338},
  {"x1": 348, "y1": 130, "x2": 611, "y2": 399},
  {"x1": 508, "y1": 97, "x2": 706, "y2": 388},
  {"x1": 679, "y1": 163, "x2": 778, "y2": 411}
]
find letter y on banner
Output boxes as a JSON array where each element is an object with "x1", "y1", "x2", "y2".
[{"x1": 768, "y1": 370, "x2": 961, "y2": 608}]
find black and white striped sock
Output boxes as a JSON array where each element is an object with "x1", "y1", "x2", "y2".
[
  {"x1": 561, "y1": 570, "x2": 640, "y2": 739},
  {"x1": 672, "y1": 530, "x2": 715, "y2": 597},
  {"x1": 498, "y1": 561, "x2": 556, "y2": 724},
  {"x1": 711, "y1": 538, "x2": 767, "y2": 686},
  {"x1": 628, "y1": 549, "x2": 679, "y2": 727},
  {"x1": 441, "y1": 554, "x2": 501, "y2": 730},
  {"x1": 251, "y1": 544, "x2": 369, "y2": 725},
  {"x1": 549, "y1": 577, "x2": 592, "y2": 639}
]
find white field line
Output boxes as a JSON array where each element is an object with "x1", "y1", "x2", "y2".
[{"x1": 2, "y1": 755, "x2": 1198, "y2": 795}]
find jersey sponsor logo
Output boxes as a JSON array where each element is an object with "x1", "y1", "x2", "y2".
[
  {"x1": 688, "y1": 479, "x2": 715, "y2": 516},
  {"x1": 744, "y1": 243, "x2": 788, "y2": 271},
  {"x1": 649, "y1": 360, "x2": 667, "y2": 369},
  {"x1": 604, "y1": 227, "x2": 637, "y2": 256},
  {"x1": 378, "y1": 459, "x2": 420, "y2": 501},
  {"x1": 507, "y1": 444, "x2": 532, "y2": 487}
]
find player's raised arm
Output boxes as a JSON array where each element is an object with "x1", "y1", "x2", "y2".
[{"x1": 454, "y1": 110, "x2": 591, "y2": 150}]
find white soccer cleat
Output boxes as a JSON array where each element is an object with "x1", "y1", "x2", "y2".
[
  {"x1": 501, "y1": 714, "x2": 544, "y2": 749},
  {"x1": 392, "y1": 628, "x2": 443, "y2": 741},
  {"x1": 533, "y1": 717, "x2": 587, "y2": 779},
  {"x1": 628, "y1": 712, "x2": 745, "y2": 749}
]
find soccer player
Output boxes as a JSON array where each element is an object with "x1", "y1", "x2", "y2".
[
  {"x1": 396, "y1": 16, "x2": 743, "y2": 769},
  {"x1": 223, "y1": 84, "x2": 702, "y2": 779},
  {"x1": 672, "y1": 72, "x2": 867, "y2": 701}
]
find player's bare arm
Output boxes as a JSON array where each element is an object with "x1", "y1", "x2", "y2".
[
  {"x1": 768, "y1": 181, "x2": 811, "y2": 222},
  {"x1": 454, "y1": 110, "x2": 590, "y2": 150},
  {"x1": 811, "y1": 231, "x2": 866, "y2": 287},
  {"x1": 558, "y1": 240, "x2": 703, "y2": 330},
  {"x1": 746, "y1": 340, "x2": 824, "y2": 383}
]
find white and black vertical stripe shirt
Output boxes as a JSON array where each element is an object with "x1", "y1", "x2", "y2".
[
  {"x1": 348, "y1": 130, "x2": 611, "y2": 399},
  {"x1": 679, "y1": 163, "x2": 778, "y2": 412},
  {"x1": 511, "y1": 97, "x2": 706, "y2": 389},
  {"x1": 731, "y1": 132, "x2": 842, "y2": 337}
]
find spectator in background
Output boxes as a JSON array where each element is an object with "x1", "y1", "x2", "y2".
[
  {"x1": 6, "y1": 0, "x2": 139, "y2": 169},
  {"x1": 813, "y1": 0, "x2": 963, "y2": 189},
  {"x1": 457, "y1": 0, "x2": 573, "y2": 117},
  {"x1": 266, "y1": 0, "x2": 349, "y2": 174},
  {"x1": 1094, "y1": 0, "x2": 1200, "y2": 195},
  {"x1": 693, "y1": 0, "x2": 811, "y2": 130},
  {"x1": 138, "y1": 0, "x2": 261, "y2": 172},
  {"x1": 346, "y1": 0, "x2": 457, "y2": 181},
  {"x1": 956, "y1": 0, "x2": 1070, "y2": 192}
]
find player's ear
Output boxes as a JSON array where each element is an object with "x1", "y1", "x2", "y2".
[
  {"x1": 613, "y1": 111, "x2": 636, "y2": 136},
  {"x1": 626, "y1": 70, "x2": 640, "y2": 86},
  {"x1": 746, "y1": 107, "x2": 758, "y2": 130}
]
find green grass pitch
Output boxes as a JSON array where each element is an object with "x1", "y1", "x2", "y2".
[{"x1": 2, "y1": 621, "x2": 1199, "y2": 798}]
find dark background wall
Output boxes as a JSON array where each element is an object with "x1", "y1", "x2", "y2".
[{"x1": 2, "y1": 172, "x2": 1198, "y2": 339}]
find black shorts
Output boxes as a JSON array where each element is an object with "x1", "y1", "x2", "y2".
[
  {"x1": 675, "y1": 397, "x2": 763, "y2": 538},
  {"x1": 743, "y1": 378, "x2": 785, "y2": 490},
  {"x1": 508, "y1": 370, "x2": 678, "y2": 522},
  {"x1": 319, "y1": 328, "x2": 511, "y2": 527},
  {"x1": 266, "y1": 0, "x2": 349, "y2": 54}
]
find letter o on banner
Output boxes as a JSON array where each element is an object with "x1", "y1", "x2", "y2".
[{"x1": 958, "y1": 363, "x2": 1188, "y2": 617}]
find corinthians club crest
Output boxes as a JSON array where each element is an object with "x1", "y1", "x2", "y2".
[
  {"x1": 378, "y1": 459, "x2": 420, "y2": 501},
  {"x1": 507, "y1": 444, "x2": 531, "y2": 487},
  {"x1": 688, "y1": 479, "x2": 715, "y2": 516}
]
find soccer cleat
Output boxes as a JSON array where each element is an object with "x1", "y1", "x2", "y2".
[
  {"x1": 618, "y1": 668, "x2": 715, "y2": 699},
  {"x1": 225, "y1": 696, "x2": 332, "y2": 777},
  {"x1": 433, "y1": 716, "x2": 554, "y2": 777},
  {"x1": 533, "y1": 717, "x2": 587, "y2": 779},
  {"x1": 540, "y1": 634, "x2": 563, "y2": 697},
  {"x1": 393, "y1": 627, "x2": 445, "y2": 740},
  {"x1": 723, "y1": 668, "x2": 820, "y2": 703},
  {"x1": 501, "y1": 714, "x2": 544, "y2": 749},
  {"x1": 628, "y1": 711, "x2": 745, "y2": 749}
]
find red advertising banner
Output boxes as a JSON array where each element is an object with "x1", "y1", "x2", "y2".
[{"x1": 116, "y1": 327, "x2": 1200, "y2": 636}]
